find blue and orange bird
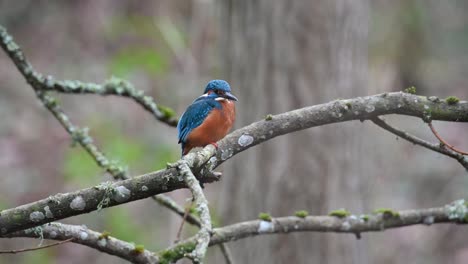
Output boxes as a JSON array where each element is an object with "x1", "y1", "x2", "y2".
[{"x1": 177, "y1": 80, "x2": 238, "y2": 156}]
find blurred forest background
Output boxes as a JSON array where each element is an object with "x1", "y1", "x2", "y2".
[{"x1": 0, "y1": 1, "x2": 467, "y2": 263}]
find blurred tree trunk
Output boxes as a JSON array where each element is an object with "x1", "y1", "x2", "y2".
[{"x1": 217, "y1": 0, "x2": 371, "y2": 263}]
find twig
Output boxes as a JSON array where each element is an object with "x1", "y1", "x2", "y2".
[
  {"x1": 218, "y1": 243, "x2": 235, "y2": 264},
  {"x1": 372, "y1": 117, "x2": 468, "y2": 169},
  {"x1": 174, "y1": 201, "x2": 193, "y2": 243},
  {"x1": 428, "y1": 122, "x2": 468, "y2": 155},
  {"x1": 152, "y1": 195, "x2": 201, "y2": 228},
  {"x1": 47, "y1": 76, "x2": 178, "y2": 127},
  {"x1": 0, "y1": 238, "x2": 73, "y2": 254}
]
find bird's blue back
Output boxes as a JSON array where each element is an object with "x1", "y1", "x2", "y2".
[{"x1": 177, "y1": 96, "x2": 222, "y2": 150}]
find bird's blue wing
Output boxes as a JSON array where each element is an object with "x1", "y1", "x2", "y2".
[{"x1": 177, "y1": 99, "x2": 218, "y2": 145}]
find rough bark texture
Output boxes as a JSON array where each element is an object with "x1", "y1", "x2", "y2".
[{"x1": 219, "y1": 0, "x2": 371, "y2": 262}]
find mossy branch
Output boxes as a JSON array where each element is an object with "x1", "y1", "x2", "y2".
[
  {"x1": 0, "y1": 25, "x2": 177, "y2": 127},
  {"x1": 6, "y1": 200, "x2": 467, "y2": 264},
  {"x1": 161, "y1": 199, "x2": 468, "y2": 263}
]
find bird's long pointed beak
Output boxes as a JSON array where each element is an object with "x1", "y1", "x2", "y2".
[{"x1": 224, "y1": 92, "x2": 238, "y2": 101}]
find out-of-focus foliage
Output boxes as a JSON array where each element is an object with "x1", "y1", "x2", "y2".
[
  {"x1": 63, "y1": 147, "x2": 101, "y2": 187},
  {"x1": 104, "y1": 207, "x2": 146, "y2": 244},
  {"x1": 23, "y1": 249, "x2": 51, "y2": 264},
  {"x1": 64, "y1": 120, "x2": 178, "y2": 187},
  {"x1": 109, "y1": 48, "x2": 167, "y2": 77}
]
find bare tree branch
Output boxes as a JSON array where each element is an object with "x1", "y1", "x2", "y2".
[
  {"x1": 176, "y1": 161, "x2": 212, "y2": 262},
  {"x1": 48, "y1": 76, "x2": 179, "y2": 127},
  {"x1": 6, "y1": 200, "x2": 468, "y2": 264},
  {"x1": 209, "y1": 93, "x2": 468, "y2": 170},
  {"x1": 0, "y1": 26, "x2": 177, "y2": 127},
  {"x1": 159, "y1": 200, "x2": 468, "y2": 263},
  {"x1": 152, "y1": 195, "x2": 201, "y2": 228},
  {"x1": 0, "y1": 159, "x2": 220, "y2": 236},
  {"x1": 372, "y1": 117, "x2": 468, "y2": 169},
  {"x1": 207, "y1": 200, "x2": 467, "y2": 242},
  {"x1": 5, "y1": 223, "x2": 158, "y2": 264}
]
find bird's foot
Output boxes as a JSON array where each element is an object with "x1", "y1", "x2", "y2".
[{"x1": 209, "y1": 142, "x2": 219, "y2": 150}]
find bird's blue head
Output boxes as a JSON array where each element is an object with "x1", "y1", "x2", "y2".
[{"x1": 202, "y1": 80, "x2": 238, "y2": 102}]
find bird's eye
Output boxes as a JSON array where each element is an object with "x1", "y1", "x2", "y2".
[{"x1": 214, "y1": 89, "x2": 224, "y2": 96}]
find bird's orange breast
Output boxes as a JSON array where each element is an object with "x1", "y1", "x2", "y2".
[{"x1": 184, "y1": 100, "x2": 236, "y2": 154}]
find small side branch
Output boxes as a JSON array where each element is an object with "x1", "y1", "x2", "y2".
[
  {"x1": 372, "y1": 117, "x2": 468, "y2": 169},
  {"x1": 0, "y1": 25, "x2": 177, "y2": 127},
  {"x1": 0, "y1": 238, "x2": 73, "y2": 254},
  {"x1": 48, "y1": 76, "x2": 178, "y2": 127},
  {"x1": 7, "y1": 200, "x2": 468, "y2": 264},
  {"x1": 428, "y1": 122, "x2": 468, "y2": 155},
  {"x1": 152, "y1": 195, "x2": 201, "y2": 228},
  {"x1": 218, "y1": 243, "x2": 235, "y2": 264}
]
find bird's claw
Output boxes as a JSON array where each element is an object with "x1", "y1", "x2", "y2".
[{"x1": 209, "y1": 142, "x2": 219, "y2": 150}]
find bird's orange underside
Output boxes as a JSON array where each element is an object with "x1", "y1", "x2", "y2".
[{"x1": 183, "y1": 100, "x2": 236, "y2": 155}]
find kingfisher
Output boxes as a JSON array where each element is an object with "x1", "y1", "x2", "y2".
[{"x1": 177, "y1": 80, "x2": 238, "y2": 156}]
